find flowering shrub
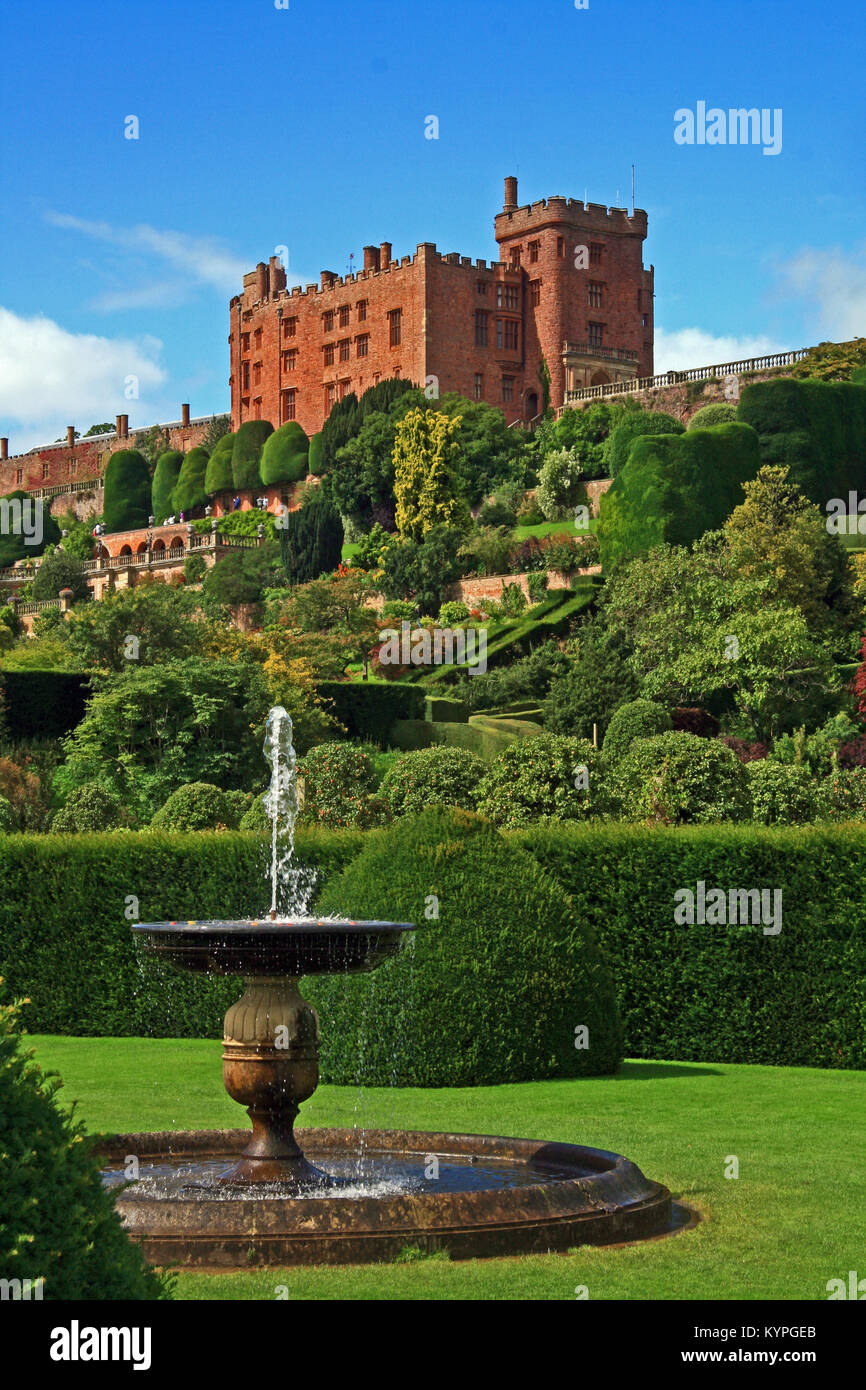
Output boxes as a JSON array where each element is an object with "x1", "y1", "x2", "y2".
[
  {"x1": 475, "y1": 734, "x2": 611, "y2": 827},
  {"x1": 379, "y1": 747, "x2": 485, "y2": 817},
  {"x1": 299, "y1": 742, "x2": 388, "y2": 828},
  {"x1": 825, "y1": 767, "x2": 866, "y2": 820},
  {"x1": 150, "y1": 782, "x2": 233, "y2": 831},
  {"x1": 53, "y1": 782, "x2": 126, "y2": 833}
]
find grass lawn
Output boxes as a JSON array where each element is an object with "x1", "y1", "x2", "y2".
[
  {"x1": 511, "y1": 517, "x2": 599, "y2": 540},
  {"x1": 27, "y1": 1036, "x2": 864, "y2": 1302}
]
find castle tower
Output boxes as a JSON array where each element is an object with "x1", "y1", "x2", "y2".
[{"x1": 493, "y1": 176, "x2": 653, "y2": 413}]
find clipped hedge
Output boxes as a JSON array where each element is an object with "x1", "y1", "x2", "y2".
[
  {"x1": 0, "y1": 830, "x2": 363, "y2": 1036},
  {"x1": 103, "y1": 449, "x2": 151, "y2": 533},
  {"x1": 602, "y1": 409, "x2": 684, "y2": 477},
  {"x1": 260, "y1": 422, "x2": 308, "y2": 486},
  {"x1": 737, "y1": 376, "x2": 866, "y2": 505},
  {"x1": 1, "y1": 669, "x2": 90, "y2": 740},
  {"x1": 317, "y1": 680, "x2": 424, "y2": 744},
  {"x1": 231, "y1": 421, "x2": 273, "y2": 491},
  {"x1": 171, "y1": 446, "x2": 210, "y2": 514},
  {"x1": 519, "y1": 822, "x2": 866, "y2": 1068},
  {"x1": 598, "y1": 421, "x2": 761, "y2": 570},
  {"x1": 306, "y1": 808, "x2": 623, "y2": 1085},
  {"x1": 204, "y1": 432, "x2": 236, "y2": 496},
  {"x1": 151, "y1": 450, "x2": 183, "y2": 523}
]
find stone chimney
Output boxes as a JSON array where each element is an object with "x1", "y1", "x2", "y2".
[
  {"x1": 115, "y1": 414, "x2": 123, "y2": 437},
  {"x1": 363, "y1": 245, "x2": 380, "y2": 272},
  {"x1": 0, "y1": 438, "x2": 7, "y2": 461},
  {"x1": 255, "y1": 262, "x2": 269, "y2": 300},
  {"x1": 321, "y1": 270, "x2": 338, "y2": 291},
  {"x1": 504, "y1": 175, "x2": 518, "y2": 212},
  {"x1": 379, "y1": 241, "x2": 392, "y2": 270},
  {"x1": 181, "y1": 403, "x2": 190, "y2": 426},
  {"x1": 67, "y1": 425, "x2": 75, "y2": 448}
]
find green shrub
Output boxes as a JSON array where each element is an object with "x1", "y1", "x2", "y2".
[
  {"x1": 0, "y1": 796, "x2": 15, "y2": 832},
  {"x1": 260, "y1": 422, "x2": 309, "y2": 486},
  {"x1": 825, "y1": 767, "x2": 866, "y2": 820},
  {"x1": 527, "y1": 571, "x2": 548, "y2": 603},
  {"x1": 438, "y1": 600, "x2": 469, "y2": 626},
  {"x1": 224, "y1": 789, "x2": 254, "y2": 825},
  {"x1": 204, "y1": 432, "x2": 236, "y2": 495},
  {"x1": 103, "y1": 449, "x2": 151, "y2": 532},
  {"x1": 308, "y1": 432, "x2": 325, "y2": 476},
  {"x1": 300, "y1": 743, "x2": 385, "y2": 828},
  {"x1": 239, "y1": 796, "x2": 270, "y2": 832},
  {"x1": 279, "y1": 491, "x2": 344, "y2": 584},
  {"x1": 477, "y1": 498, "x2": 516, "y2": 527},
  {"x1": 52, "y1": 783, "x2": 125, "y2": 833},
  {"x1": 317, "y1": 681, "x2": 424, "y2": 743},
  {"x1": 617, "y1": 732, "x2": 751, "y2": 824},
  {"x1": 306, "y1": 807, "x2": 623, "y2": 1085},
  {"x1": 747, "y1": 761, "x2": 828, "y2": 825},
  {"x1": 171, "y1": 446, "x2": 210, "y2": 514},
  {"x1": 687, "y1": 403, "x2": 738, "y2": 430},
  {"x1": 602, "y1": 409, "x2": 684, "y2": 478},
  {"x1": 150, "y1": 782, "x2": 234, "y2": 831},
  {"x1": 379, "y1": 746, "x2": 485, "y2": 816},
  {"x1": 0, "y1": 998, "x2": 171, "y2": 1300},
  {"x1": 151, "y1": 450, "x2": 183, "y2": 522},
  {"x1": 602, "y1": 699, "x2": 672, "y2": 762},
  {"x1": 475, "y1": 733, "x2": 610, "y2": 827},
  {"x1": 184, "y1": 553, "x2": 207, "y2": 584},
  {"x1": 231, "y1": 421, "x2": 274, "y2": 491},
  {"x1": 598, "y1": 422, "x2": 761, "y2": 571},
  {"x1": 737, "y1": 376, "x2": 866, "y2": 505}
]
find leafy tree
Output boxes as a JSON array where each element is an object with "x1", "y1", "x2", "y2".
[
  {"x1": 279, "y1": 491, "x2": 344, "y2": 585},
  {"x1": 66, "y1": 581, "x2": 201, "y2": 671},
  {"x1": 103, "y1": 449, "x2": 151, "y2": 532},
  {"x1": 151, "y1": 450, "x2": 183, "y2": 522},
  {"x1": 83, "y1": 422, "x2": 113, "y2": 437},
  {"x1": 353, "y1": 522, "x2": 398, "y2": 572},
  {"x1": 201, "y1": 413, "x2": 232, "y2": 452},
  {"x1": 394, "y1": 408, "x2": 468, "y2": 541},
  {"x1": 202, "y1": 541, "x2": 285, "y2": 611},
  {"x1": 536, "y1": 446, "x2": 584, "y2": 520},
  {"x1": 171, "y1": 446, "x2": 210, "y2": 514},
  {"x1": 319, "y1": 391, "x2": 361, "y2": 473},
  {"x1": 131, "y1": 425, "x2": 171, "y2": 469},
  {"x1": 0, "y1": 492, "x2": 61, "y2": 567},
  {"x1": 546, "y1": 400, "x2": 622, "y2": 478},
  {"x1": 260, "y1": 422, "x2": 309, "y2": 485},
  {"x1": 204, "y1": 431, "x2": 236, "y2": 495},
  {"x1": 231, "y1": 420, "x2": 273, "y2": 491},
  {"x1": 55, "y1": 510, "x2": 97, "y2": 561},
  {"x1": 380, "y1": 525, "x2": 463, "y2": 617},
  {"x1": 328, "y1": 410, "x2": 399, "y2": 526},
  {"x1": 544, "y1": 620, "x2": 639, "y2": 739},
  {"x1": 791, "y1": 337, "x2": 866, "y2": 382},
  {"x1": 437, "y1": 394, "x2": 528, "y2": 506},
  {"x1": 55, "y1": 657, "x2": 270, "y2": 821},
  {"x1": 724, "y1": 465, "x2": 857, "y2": 638},
  {"x1": 277, "y1": 572, "x2": 380, "y2": 667},
  {"x1": 31, "y1": 547, "x2": 88, "y2": 601}
]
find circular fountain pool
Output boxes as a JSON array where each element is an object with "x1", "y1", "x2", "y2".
[{"x1": 99, "y1": 1128, "x2": 673, "y2": 1266}]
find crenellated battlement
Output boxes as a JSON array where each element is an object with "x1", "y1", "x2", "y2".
[{"x1": 495, "y1": 194, "x2": 648, "y2": 238}]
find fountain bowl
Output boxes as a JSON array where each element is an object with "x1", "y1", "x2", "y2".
[{"x1": 132, "y1": 918, "x2": 415, "y2": 977}]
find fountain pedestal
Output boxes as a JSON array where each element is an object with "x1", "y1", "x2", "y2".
[{"x1": 221, "y1": 977, "x2": 326, "y2": 1187}]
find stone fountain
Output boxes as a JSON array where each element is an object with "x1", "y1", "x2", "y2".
[{"x1": 105, "y1": 707, "x2": 676, "y2": 1265}]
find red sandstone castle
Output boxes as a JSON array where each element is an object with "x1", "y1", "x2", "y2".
[{"x1": 229, "y1": 177, "x2": 654, "y2": 435}]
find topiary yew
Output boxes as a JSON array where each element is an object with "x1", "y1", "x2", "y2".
[
  {"x1": 151, "y1": 450, "x2": 183, "y2": 522},
  {"x1": 306, "y1": 806, "x2": 623, "y2": 1085},
  {"x1": 204, "y1": 432, "x2": 236, "y2": 496},
  {"x1": 103, "y1": 449, "x2": 151, "y2": 533},
  {"x1": 171, "y1": 447, "x2": 210, "y2": 515},
  {"x1": 150, "y1": 782, "x2": 234, "y2": 831},
  {"x1": 379, "y1": 746, "x2": 485, "y2": 817},
  {"x1": 602, "y1": 699, "x2": 672, "y2": 762},
  {"x1": 231, "y1": 421, "x2": 273, "y2": 491},
  {"x1": 260, "y1": 422, "x2": 309, "y2": 486}
]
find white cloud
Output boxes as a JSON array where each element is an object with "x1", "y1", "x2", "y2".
[
  {"x1": 774, "y1": 246, "x2": 866, "y2": 342},
  {"x1": 653, "y1": 327, "x2": 789, "y2": 375},
  {"x1": 0, "y1": 307, "x2": 168, "y2": 452}
]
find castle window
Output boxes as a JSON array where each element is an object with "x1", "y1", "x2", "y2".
[
  {"x1": 588, "y1": 281, "x2": 604, "y2": 308},
  {"x1": 241, "y1": 333, "x2": 250, "y2": 354},
  {"x1": 388, "y1": 309, "x2": 402, "y2": 347},
  {"x1": 475, "y1": 311, "x2": 488, "y2": 347},
  {"x1": 242, "y1": 361, "x2": 250, "y2": 391},
  {"x1": 339, "y1": 306, "x2": 350, "y2": 328},
  {"x1": 528, "y1": 240, "x2": 540, "y2": 264},
  {"x1": 253, "y1": 361, "x2": 262, "y2": 386},
  {"x1": 589, "y1": 242, "x2": 604, "y2": 266},
  {"x1": 557, "y1": 236, "x2": 565, "y2": 258},
  {"x1": 357, "y1": 300, "x2": 367, "y2": 322},
  {"x1": 16, "y1": 469, "x2": 22, "y2": 484},
  {"x1": 339, "y1": 339, "x2": 351, "y2": 362},
  {"x1": 476, "y1": 281, "x2": 488, "y2": 295},
  {"x1": 283, "y1": 349, "x2": 297, "y2": 371},
  {"x1": 254, "y1": 327, "x2": 262, "y2": 349},
  {"x1": 357, "y1": 334, "x2": 369, "y2": 358},
  {"x1": 323, "y1": 310, "x2": 335, "y2": 333},
  {"x1": 496, "y1": 284, "x2": 519, "y2": 310},
  {"x1": 281, "y1": 389, "x2": 297, "y2": 422},
  {"x1": 501, "y1": 376, "x2": 514, "y2": 403},
  {"x1": 283, "y1": 317, "x2": 297, "y2": 338},
  {"x1": 338, "y1": 379, "x2": 351, "y2": 400},
  {"x1": 325, "y1": 384, "x2": 336, "y2": 411},
  {"x1": 42, "y1": 463, "x2": 50, "y2": 478},
  {"x1": 324, "y1": 344, "x2": 335, "y2": 366},
  {"x1": 253, "y1": 397, "x2": 262, "y2": 420},
  {"x1": 588, "y1": 322, "x2": 604, "y2": 348},
  {"x1": 474, "y1": 373, "x2": 483, "y2": 401},
  {"x1": 509, "y1": 246, "x2": 521, "y2": 268},
  {"x1": 530, "y1": 279, "x2": 541, "y2": 307},
  {"x1": 642, "y1": 313, "x2": 649, "y2": 327}
]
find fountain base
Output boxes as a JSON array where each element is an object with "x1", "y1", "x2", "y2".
[{"x1": 101, "y1": 1128, "x2": 679, "y2": 1267}]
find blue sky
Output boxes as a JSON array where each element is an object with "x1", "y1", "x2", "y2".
[{"x1": 0, "y1": 0, "x2": 863, "y2": 449}]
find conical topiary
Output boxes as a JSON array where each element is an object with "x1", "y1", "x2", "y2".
[
  {"x1": 306, "y1": 806, "x2": 623, "y2": 1085},
  {"x1": 151, "y1": 450, "x2": 183, "y2": 522}
]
